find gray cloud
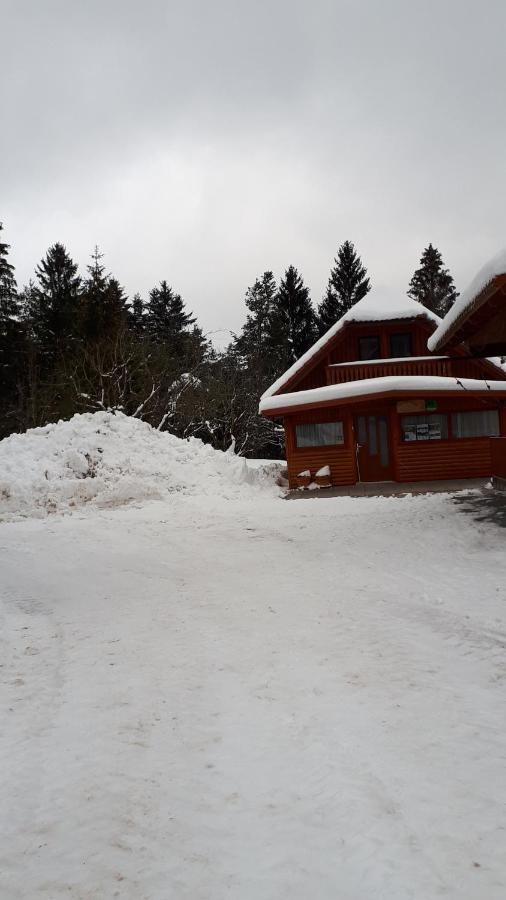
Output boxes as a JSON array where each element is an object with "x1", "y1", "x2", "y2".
[{"x1": 2, "y1": 0, "x2": 506, "y2": 339}]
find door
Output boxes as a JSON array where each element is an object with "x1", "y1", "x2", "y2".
[{"x1": 355, "y1": 413, "x2": 394, "y2": 482}]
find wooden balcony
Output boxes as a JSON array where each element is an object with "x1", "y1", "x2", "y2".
[{"x1": 326, "y1": 356, "x2": 483, "y2": 385}]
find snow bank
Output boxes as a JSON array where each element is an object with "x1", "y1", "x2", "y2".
[{"x1": 0, "y1": 412, "x2": 281, "y2": 520}]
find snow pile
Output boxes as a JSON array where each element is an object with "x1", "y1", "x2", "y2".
[
  {"x1": 428, "y1": 247, "x2": 506, "y2": 351},
  {"x1": 0, "y1": 412, "x2": 282, "y2": 520}
]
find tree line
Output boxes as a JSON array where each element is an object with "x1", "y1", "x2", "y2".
[{"x1": 0, "y1": 221, "x2": 458, "y2": 456}]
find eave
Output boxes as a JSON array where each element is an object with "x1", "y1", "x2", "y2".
[
  {"x1": 429, "y1": 274, "x2": 506, "y2": 354},
  {"x1": 260, "y1": 377, "x2": 506, "y2": 418}
]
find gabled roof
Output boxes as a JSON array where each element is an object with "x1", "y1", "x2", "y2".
[
  {"x1": 428, "y1": 248, "x2": 506, "y2": 353},
  {"x1": 262, "y1": 292, "x2": 441, "y2": 400}
]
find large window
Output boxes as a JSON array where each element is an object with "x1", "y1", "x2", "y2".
[
  {"x1": 358, "y1": 336, "x2": 381, "y2": 360},
  {"x1": 401, "y1": 414, "x2": 448, "y2": 442},
  {"x1": 295, "y1": 421, "x2": 344, "y2": 448},
  {"x1": 390, "y1": 332, "x2": 412, "y2": 358},
  {"x1": 452, "y1": 410, "x2": 500, "y2": 438}
]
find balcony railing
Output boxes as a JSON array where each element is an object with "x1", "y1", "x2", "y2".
[{"x1": 326, "y1": 356, "x2": 483, "y2": 385}]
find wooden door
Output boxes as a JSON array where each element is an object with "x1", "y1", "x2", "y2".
[{"x1": 355, "y1": 413, "x2": 394, "y2": 482}]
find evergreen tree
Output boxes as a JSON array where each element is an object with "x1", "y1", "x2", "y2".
[
  {"x1": 102, "y1": 277, "x2": 129, "y2": 334},
  {"x1": 0, "y1": 222, "x2": 23, "y2": 436},
  {"x1": 81, "y1": 246, "x2": 110, "y2": 340},
  {"x1": 268, "y1": 265, "x2": 317, "y2": 366},
  {"x1": 407, "y1": 244, "x2": 459, "y2": 317},
  {"x1": 318, "y1": 240, "x2": 370, "y2": 333},
  {"x1": 27, "y1": 242, "x2": 81, "y2": 350},
  {"x1": 128, "y1": 292, "x2": 145, "y2": 333},
  {"x1": 0, "y1": 221, "x2": 18, "y2": 320},
  {"x1": 234, "y1": 271, "x2": 277, "y2": 368},
  {"x1": 145, "y1": 280, "x2": 196, "y2": 351}
]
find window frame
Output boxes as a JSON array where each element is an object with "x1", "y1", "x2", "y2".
[
  {"x1": 295, "y1": 420, "x2": 345, "y2": 449},
  {"x1": 451, "y1": 409, "x2": 500, "y2": 440},
  {"x1": 398, "y1": 407, "x2": 501, "y2": 444},
  {"x1": 400, "y1": 412, "x2": 449, "y2": 443},
  {"x1": 358, "y1": 335, "x2": 381, "y2": 361},
  {"x1": 389, "y1": 332, "x2": 413, "y2": 358}
]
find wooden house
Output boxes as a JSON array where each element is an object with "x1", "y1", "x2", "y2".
[{"x1": 259, "y1": 293, "x2": 506, "y2": 488}]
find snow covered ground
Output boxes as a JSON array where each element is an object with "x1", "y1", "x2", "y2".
[{"x1": 1, "y1": 415, "x2": 506, "y2": 899}]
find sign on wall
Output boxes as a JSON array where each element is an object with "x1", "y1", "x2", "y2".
[{"x1": 396, "y1": 398, "x2": 438, "y2": 413}]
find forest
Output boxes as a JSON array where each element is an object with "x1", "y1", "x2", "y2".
[{"x1": 0, "y1": 223, "x2": 458, "y2": 457}]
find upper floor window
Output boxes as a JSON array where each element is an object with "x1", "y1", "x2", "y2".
[
  {"x1": 358, "y1": 336, "x2": 381, "y2": 360},
  {"x1": 390, "y1": 332, "x2": 412, "y2": 358}
]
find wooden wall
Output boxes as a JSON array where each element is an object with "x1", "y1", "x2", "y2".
[
  {"x1": 282, "y1": 396, "x2": 506, "y2": 488},
  {"x1": 396, "y1": 439, "x2": 492, "y2": 481},
  {"x1": 490, "y1": 437, "x2": 506, "y2": 478},
  {"x1": 326, "y1": 320, "x2": 432, "y2": 364},
  {"x1": 284, "y1": 407, "x2": 357, "y2": 487},
  {"x1": 279, "y1": 318, "x2": 506, "y2": 397}
]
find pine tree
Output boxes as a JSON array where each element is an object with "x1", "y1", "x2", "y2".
[
  {"x1": 0, "y1": 222, "x2": 22, "y2": 436},
  {"x1": 318, "y1": 240, "x2": 370, "y2": 333},
  {"x1": 81, "y1": 246, "x2": 110, "y2": 340},
  {"x1": 234, "y1": 271, "x2": 277, "y2": 368},
  {"x1": 102, "y1": 277, "x2": 129, "y2": 334},
  {"x1": 407, "y1": 244, "x2": 459, "y2": 317},
  {"x1": 28, "y1": 242, "x2": 81, "y2": 350},
  {"x1": 145, "y1": 280, "x2": 196, "y2": 351},
  {"x1": 268, "y1": 266, "x2": 317, "y2": 366},
  {"x1": 128, "y1": 292, "x2": 145, "y2": 333},
  {"x1": 0, "y1": 221, "x2": 18, "y2": 321}
]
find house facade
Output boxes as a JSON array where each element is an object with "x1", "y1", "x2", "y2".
[{"x1": 259, "y1": 294, "x2": 506, "y2": 489}]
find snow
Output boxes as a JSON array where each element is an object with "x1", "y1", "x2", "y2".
[
  {"x1": 2, "y1": 484, "x2": 506, "y2": 898},
  {"x1": 297, "y1": 469, "x2": 311, "y2": 477},
  {"x1": 330, "y1": 355, "x2": 448, "y2": 367},
  {"x1": 260, "y1": 374, "x2": 506, "y2": 414},
  {"x1": 0, "y1": 412, "x2": 281, "y2": 521},
  {"x1": 262, "y1": 293, "x2": 441, "y2": 400},
  {"x1": 428, "y1": 247, "x2": 506, "y2": 351},
  {"x1": 315, "y1": 464, "x2": 330, "y2": 476},
  {"x1": 243, "y1": 457, "x2": 284, "y2": 469}
]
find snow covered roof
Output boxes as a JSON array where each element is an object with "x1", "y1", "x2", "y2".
[
  {"x1": 262, "y1": 293, "x2": 441, "y2": 400},
  {"x1": 330, "y1": 355, "x2": 447, "y2": 367},
  {"x1": 428, "y1": 248, "x2": 506, "y2": 352},
  {"x1": 260, "y1": 374, "x2": 506, "y2": 415}
]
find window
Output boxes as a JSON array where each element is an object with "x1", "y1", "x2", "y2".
[
  {"x1": 452, "y1": 410, "x2": 500, "y2": 439},
  {"x1": 358, "y1": 336, "x2": 381, "y2": 360},
  {"x1": 401, "y1": 414, "x2": 448, "y2": 442},
  {"x1": 390, "y1": 333, "x2": 412, "y2": 358},
  {"x1": 295, "y1": 421, "x2": 344, "y2": 447}
]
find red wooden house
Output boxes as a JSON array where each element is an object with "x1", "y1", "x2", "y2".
[{"x1": 259, "y1": 293, "x2": 506, "y2": 489}]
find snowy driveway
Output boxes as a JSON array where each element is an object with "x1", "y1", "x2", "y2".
[{"x1": 1, "y1": 492, "x2": 506, "y2": 899}]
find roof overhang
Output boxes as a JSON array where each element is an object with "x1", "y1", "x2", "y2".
[
  {"x1": 260, "y1": 376, "x2": 506, "y2": 418},
  {"x1": 429, "y1": 274, "x2": 506, "y2": 355}
]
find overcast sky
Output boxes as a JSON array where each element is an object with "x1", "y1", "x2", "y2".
[{"x1": 2, "y1": 0, "x2": 506, "y2": 341}]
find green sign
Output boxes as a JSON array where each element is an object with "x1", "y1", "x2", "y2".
[{"x1": 425, "y1": 399, "x2": 438, "y2": 411}]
